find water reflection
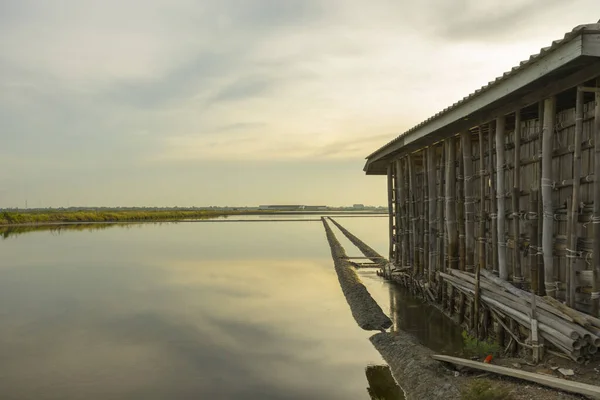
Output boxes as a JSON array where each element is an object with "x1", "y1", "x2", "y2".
[
  {"x1": 0, "y1": 221, "x2": 389, "y2": 400},
  {"x1": 365, "y1": 365, "x2": 404, "y2": 400}
]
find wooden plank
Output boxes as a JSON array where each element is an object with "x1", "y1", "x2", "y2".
[{"x1": 431, "y1": 354, "x2": 600, "y2": 398}]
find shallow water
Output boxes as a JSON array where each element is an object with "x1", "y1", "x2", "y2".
[{"x1": 0, "y1": 218, "x2": 461, "y2": 399}]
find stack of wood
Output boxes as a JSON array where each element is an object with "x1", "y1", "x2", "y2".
[{"x1": 440, "y1": 268, "x2": 600, "y2": 363}]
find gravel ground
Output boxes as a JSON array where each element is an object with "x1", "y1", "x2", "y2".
[{"x1": 321, "y1": 218, "x2": 392, "y2": 331}]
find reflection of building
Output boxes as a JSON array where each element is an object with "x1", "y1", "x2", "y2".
[{"x1": 365, "y1": 365, "x2": 403, "y2": 400}]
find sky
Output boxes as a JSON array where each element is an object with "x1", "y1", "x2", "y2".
[{"x1": 1, "y1": 0, "x2": 598, "y2": 208}]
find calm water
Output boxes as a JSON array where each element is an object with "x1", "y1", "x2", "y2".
[{"x1": 0, "y1": 217, "x2": 462, "y2": 399}]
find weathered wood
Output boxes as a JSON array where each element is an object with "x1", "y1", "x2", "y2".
[
  {"x1": 423, "y1": 150, "x2": 430, "y2": 279},
  {"x1": 541, "y1": 97, "x2": 556, "y2": 297},
  {"x1": 438, "y1": 144, "x2": 446, "y2": 303},
  {"x1": 387, "y1": 164, "x2": 394, "y2": 262},
  {"x1": 427, "y1": 146, "x2": 436, "y2": 283},
  {"x1": 446, "y1": 138, "x2": 458, "y2": 271},
  {"x1": 394, "y1": 159, "x2": 403, "y2": 266},
  {"x1": 594, "y1": 80, "x2": 600, "y2": 316},
  {"x1": 408, "y1": 154, "x2": 417, "y2": 273},
  {"x1": 399, "y1": 159, "x2": 409, "y2": 267},
  {"x1": 489, "y1": 122, "x2": 499, "y2": 275},
  {"x1": 496, "y1": 116, "x2": 508, "y2": 280},
  {"x1": 537, "y1": 102, "x2": 545, "y2": 296},
  {"x1": 513, "y1": 111, "x2": 522, "y2": 284},
  {"x1": 458, "y1": 151, "x2": 466, "y2": 272},
  {"x1": 431, "y1": 355, "x2": 600, "y2": 398}
]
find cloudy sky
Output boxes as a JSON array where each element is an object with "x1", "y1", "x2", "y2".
[{"x1": 1, "y1": 0, "x2": 598, "y2": 207}]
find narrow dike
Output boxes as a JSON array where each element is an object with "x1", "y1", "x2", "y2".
[
  {"x1": 321, "y1": 217, "x2": 392, "y2": 331},
  {"x1": 323, "y1": 217, "x2": 461, "y2": 400}
]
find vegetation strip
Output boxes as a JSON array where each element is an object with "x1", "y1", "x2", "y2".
[{"x1": 321, "y1": 217, "x2": 392, "y2": 331}]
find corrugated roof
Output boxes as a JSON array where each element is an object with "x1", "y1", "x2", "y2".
[{"x1": 366, "y1": 23, "x2": 600, "y2": 161}]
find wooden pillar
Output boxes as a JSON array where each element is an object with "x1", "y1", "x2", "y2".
[
  {"x1": 394, "y1": 159, "x2": 402, "y2": 266},
  {"x1": 458, "y1": 152, "x2": 466, "y2": 272},
  {"x1": 438, "y1": 145, "x2": 446, "y2": 303},
  {"x1": 489, "y1": 122, "x2": 499, "y2": 275},
  {"x1": 420, "y1": 152, "x2": 427, "y2": 277},
  {"x1": 496, "y1": 116, "x2": 508, "y2": 280},
  {"x1": 537, "y1": 102, "x2": 546, "y2": 295},
  {"x1": 399, "y1": 159, "x2": 409, "y2": 267},
  {"x1": 513, "y1": 111, "x2": 523, "y2": 285},
  {"x1": 475, "y1": 126, "x2": 486, "y2": 337},
  {"x1": 462, "y1": 131, "x2": 475, "y2": 273},
  {"x1": 387, "y1": 163, "x2": 394, "y2": 262},
  {"x1": 530, "y1": 190, "x2": 539, "y2": 294},
  {"x1": 567, "y1": 88, "x2": 584, "y2": 307},
  {"x1": 446, "y1": 138, "x2": 458, "y2": 271},
  {"x1": 541, "y1": 97, "x2": 556, "y2": 298},
  {"x1": 593, "y1": 80, "x2": 600, "y2": 315},
  {"x1": 408, "y1": 154, "x2": 417, "y2": 274},
  {"x1": 427, "y1": 146, "x2": 437, "y2": 284}
]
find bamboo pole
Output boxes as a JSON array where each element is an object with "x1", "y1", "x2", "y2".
[
  {"x1": 496, "y1": 116, "x2": 508, "y2": 280},
  {"x1": 538, "y1": 102, "x2": 545, "y2": 296},
  {"x1": 394, "y1": 159, "x2": 403, "y2": 267},
  {"x1": 593, "y1": 79, "x2": 600, "y2": 316},
  {"x1": 541, "y1": 97, "x2": 556, "y2": 297},
  {"x1": 427, "y1": 146, "x2": 436, "y2": 284},
  {"x1": 489, "y1": 122, "x2": 499, "y2": 275},
  {"x1": 387, "y1": 164, "x2": 394, "y2": 262},
  {"x1": 400, "y1": 159, "x2": 409, "y2": 267},
  {"x1": 458, "y1": 151, "x2": 466, "y2": 272},
  {"x1": 567, "y1": 89, "x2": 584, "y2": 308},
  {"x1": 476, "y1": 127, "x2": 485, "y2": 336},
  {"x1": 446, "y1": 138, "x2": 458, "y2": 271},
  {"x1": 420, "y1": 149, "x2": 429, "y2": 280},
  {"x1": 462, "y1": 131, "x2": 475, "y2": 274},
  {"x1": 513, "y1": 111, "x2": 523, "y2": 285},
  {"x1": 408, "y1": 154, "x2": 417, "y2": 274},
  {"x1": 438, "y1": 144, "x2": 446, "y2": 303}
]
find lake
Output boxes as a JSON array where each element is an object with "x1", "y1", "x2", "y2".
[{"x1": 0, "y1": 216, "x2": 463, "y2": 399}]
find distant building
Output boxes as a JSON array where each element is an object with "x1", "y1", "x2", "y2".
[
  {"x1": 258, "y1": 205, "x2": 303, "y2": 211},
  {"x1": 352, "y1": 204, "x2": 365, "y2": 209}
]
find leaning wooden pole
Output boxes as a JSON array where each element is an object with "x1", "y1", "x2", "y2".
[
  {"x1": 461, "y1": 131, "x2": 475, "y2": 274},
  {"x1": 427, "y1": 146, "x2": 436, "y2": 284},
  {"x1": 567, "y1": 88, "x2": 584, "y2": 308},
  {"x1": 496, "y1": 116, "x2": 508, "y2": 280},
  {"x1": 593, "y1": 80, "x2": 600, "y2": 316},
  {"x1": 387, "y1": 164, "x2": 394, "y2": 262},
  {"x1": 541, "y1": 97, "x2": 556, "y2": 298},
  {"x1": 513, "y1": 111, "x2": 523, "y2": 285}
]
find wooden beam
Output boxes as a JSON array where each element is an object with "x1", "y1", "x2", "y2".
[
  {"x1": 446, "y1": 138, "x2": 458, "y2": 271},
  {"x1": 394, "y1": 159, "x2": 402, "y2": 266},
  {"x1": 431, "y1": 355, "x2": 600, "y2": 398},
  {"x1": 496, "y1": 116, "x2": 508, "y2": 280},
  {"x1": 408, "y1": 155, "x2": 417, "y2": 273},
  {"x1": 488, "y1": 122, "x2": 499, "y2": 275},
  {"x1": 541, "y1": 97, "x2": 556, "y2": 297}
]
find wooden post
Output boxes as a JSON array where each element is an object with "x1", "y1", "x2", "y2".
[
  {"x1": 537, "y1": 102, "x2": 545, "y2": 295},
  {"x1": 593, "y1": 80, "x2": 600, "y2": 316},
  {"x1": 530, "y1": 190, "x2": 539, "y2": 294},
  {"x1": 428, "y1": 146, "x2": 436, "y2": 284},
  {"x1": 567, "y1": 88, "x2": 584, "y2": 308},
  {"x1": 458, "y1": 151, "x2": 466, "y2": 272},
  {"x1": 409, "y1": 154, "x2": 417, "y2": 274},
  {"x1": 438, "y1": 144, "x2": 446, "y2": 303},
  {"x1": 475, "y1": 126, "x2": 485, "y2": 337},
  {"x1": 496, "y1": 116, "x2": 508, "y2": 280},
  {"x1": 400, "y1": 159, "x2": 409, "y2": 267},
  {"x1": 531, "y1": 290, "x2": 540, "y2": 363},
  {"x1": 421, "y1": 149, "x2": 429, "y2": 280},
  {"x1": 446, "y1": 138, "x2": 458, "y2": 271},
  {"x1": 387, "y1": 163, "x2": 394, "y2": 262},
  {"x1": 513, "y1": 111, "x2": 523, "y2": 285},
  {"x1": 394, "y1": 159, "x2": 403, "y2": 267},
  {"x1": 461, "y1": 131, "x2": 475, "y2": 273},
  {"x1": 489, "y1": 122, "x2": 499, "y2": 275},
  {"x1": 541, "y1": 97, "x2": 556, "y2": 298}
]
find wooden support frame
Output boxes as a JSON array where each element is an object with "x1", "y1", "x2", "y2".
[
  {"x1": 427, "y1": 146, "x2": 436, "y2": 284},
  {"x1": 488, "y1": 122, "x2": 499, "y2": 275},
  {"x1": 513, "y1": 111, "x2": 523, "y2": 285},
  {"x1": 387, "y1": 164, "x2": 394, "y2": 262},
  {"x1": 593, "y1": 79, "x2": 600, "y2": 316}
]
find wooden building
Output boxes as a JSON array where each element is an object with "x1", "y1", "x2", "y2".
[{"x1": 364, "y1": 23, "x2": 600, "y2": 322}]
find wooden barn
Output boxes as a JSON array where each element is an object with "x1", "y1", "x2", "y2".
[{"x1": 364, "y1": 23, "x2": 600, "y2": 360}]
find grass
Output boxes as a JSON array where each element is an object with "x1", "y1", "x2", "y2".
[
  {"x1": 462, "y1": 330, "x2": 501, "y2": 358},
  {"x1": 461, "y1": 380, "x2": 513, "y2": 400},
  {"x1": 0, "y1": 209, "x2": 242, "y2": 225}
]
